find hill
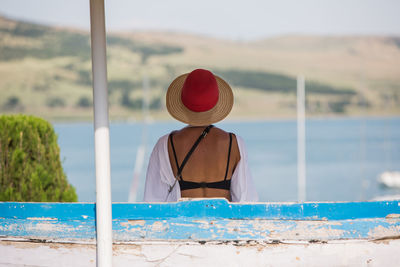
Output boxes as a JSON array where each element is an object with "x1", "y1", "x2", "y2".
[{"x1": 0, "y1": 15, "x2": 399, "y2": 121}]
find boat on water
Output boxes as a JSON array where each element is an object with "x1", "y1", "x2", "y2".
[
  {"x1": 378, "y1": 171, "x2": 400, "y2": 189},
  {"x1": 372, "y1": 194, "x2": 400, "y2": 201},
  {"x1": 1, "y1": 198, "x2": 400, "y2": 266}
]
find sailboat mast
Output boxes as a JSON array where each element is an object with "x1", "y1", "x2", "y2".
[{"x1": 297, "y1": 75, "x2": 306, "y2": 202}]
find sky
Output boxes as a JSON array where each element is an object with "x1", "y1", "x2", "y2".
[{"x1": 0, "y1": 0, "x2": 399, "y2": 40}]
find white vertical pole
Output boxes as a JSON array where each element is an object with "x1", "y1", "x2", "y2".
[
  {"x1": 297, "y1": 76, "x2": 306, "y2": 202},
  {"x1": 90, "y1": 0, "x2": 112, "y2": 266}
]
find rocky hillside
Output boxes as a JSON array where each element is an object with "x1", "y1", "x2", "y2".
[{"x1": 0, "y1": 15, "x2": 399, "y2": 120}]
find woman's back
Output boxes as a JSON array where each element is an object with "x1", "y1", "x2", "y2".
[
  {"x1": 168, "y1": 126, "x2": 240, "y2": 200},
  {"x1": 143, "y1": 69, "x2": 257, "y2": 202}
]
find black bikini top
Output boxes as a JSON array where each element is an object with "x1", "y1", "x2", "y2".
[{"x1": 169, "y1": 125, "x2": 233, "y2": 191}]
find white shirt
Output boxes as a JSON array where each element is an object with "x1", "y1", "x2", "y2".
[{"x1": 143, "y1": 133, "x2": 258, "y2": 202}]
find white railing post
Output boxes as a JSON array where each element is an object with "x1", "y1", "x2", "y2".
[
  {"x1": 89, "y1": 0, "x2": 112, "y2": 266},
  {"x1": 297, "y1": 76, "x2": 306, "y2": 202}
]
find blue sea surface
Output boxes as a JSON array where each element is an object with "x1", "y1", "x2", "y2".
[{"x1": 54, "y1": 117, "x2": 400, "y2": 202}]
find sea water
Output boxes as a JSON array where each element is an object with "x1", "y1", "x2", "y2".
[{"x1": 54, "y1": 117, "x2": 400, "y2": 202}]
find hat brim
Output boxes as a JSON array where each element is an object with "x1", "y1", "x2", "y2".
[{"x1": 166, "y1": 73, "x2": 233, "y2": 126}]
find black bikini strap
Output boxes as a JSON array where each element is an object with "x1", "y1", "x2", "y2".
[
  {"x1": 170, "y1": 125, "x2": 214, "y2": 181},
  {"x1": 178, "y1": 125, "x2": 213, "y2": 178},
  {"x1": 224, "y1": 133, "x2": 233, "y2": 180},
  {"x1": 169, "y1": 133, "x2": 180, "y2": 172}
]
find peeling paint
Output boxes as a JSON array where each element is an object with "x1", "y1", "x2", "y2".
[
  {"x1": 122, "y1": 220, "x2": 146, "y2": 226},
  {"x1": 150, "y1": 221, "x2": 168, "y2": 232},
  {"x1": 34, "y1": 222, "x2": 58, "y2": 232},
  {"x1": 1, "y1": 201, "x2": 400, "y2": 243},
  {"x1": 386, "y1": 214, "x2": 400, "y2": 219},
  {"x1": 27, "y1": 217, "x2": 57, "y2": 221},
  {"x1": 368, "y1": 225, "x2": 400, "y2": 239}
]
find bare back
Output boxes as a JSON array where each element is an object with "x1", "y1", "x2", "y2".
[{"x1": 167, "y1": 126, "x2": 241, "y2": 200}]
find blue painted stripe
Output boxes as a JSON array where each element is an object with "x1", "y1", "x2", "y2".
[
  {"x1": 0, "y1": 202, "x2": 96, "y2": 220},
  {"x1": 1, "y1": 199, "x2": 399, "y2": 220}
]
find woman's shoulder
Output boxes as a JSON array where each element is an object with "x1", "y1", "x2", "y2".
[
  {"x1": 210, "y1": 126, "x2": 234, "y2": 136},
  {"x1": 152, "y1": 133, "x2": 170, "y2": 152},
  {"x1": 156, "y1": 133, "x2": 170, "y2": 143},
  {"x1": 212, "y1": 126, "x2": 244, "y2": 142}
]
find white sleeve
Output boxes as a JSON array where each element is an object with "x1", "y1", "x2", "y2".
[
  {"x1": 230, "y1": 136, "x2": 259, "y2": 202},
  {"x1": 143, "y1": 135, "x2": 176, "y2": 202}
]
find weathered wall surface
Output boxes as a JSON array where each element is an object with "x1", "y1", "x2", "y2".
[
  {"x1": 1, "y1": 239, "x2": 400, "y2": 267},
  {"x1": 2, "y1": 200, "x2": 400, "y2": 242},
  {"x1": 1, "y1": 199, "x2": 400, "y2": 266}
]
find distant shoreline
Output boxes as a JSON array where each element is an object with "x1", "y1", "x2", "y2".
[{"x1": 43, "y1": 113, "x2": 400, "y2": 124}]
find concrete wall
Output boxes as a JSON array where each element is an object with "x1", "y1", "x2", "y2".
[{"x1": 2, "y1": 239, "x2": 400, "y2": 266}]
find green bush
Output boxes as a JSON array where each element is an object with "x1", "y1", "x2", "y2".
[
  {"x1": 76, "y1": 96, "x2": 92, "y2": 108},
  {"x1": 149, "y1": 97, "x2": 162, "y2": 110},
  {"x1": 46, "y1": 97, "x2": 66, "y2": 108},
  {"x1": 0, "y1": 115, "x2": 77, "y2": 202},
  {"x1": 3, "y1": 96, "x2": 22, "y2": 110},
  {"x1": 120, "y1": 91, "x2": 143, "y2": 110}
]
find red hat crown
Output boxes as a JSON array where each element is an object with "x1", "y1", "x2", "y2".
[{"x1": 181, "y1": 69, "x2": 219, "y2": 112}]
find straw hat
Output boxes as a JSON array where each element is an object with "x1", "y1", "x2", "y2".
[{"x1": 166, "y1": 69, "x2": 233, "y2": 126}]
